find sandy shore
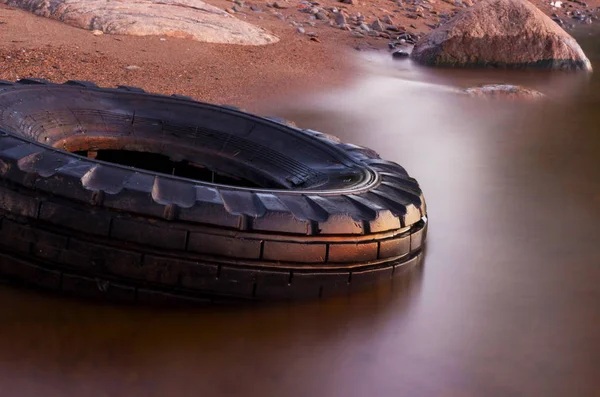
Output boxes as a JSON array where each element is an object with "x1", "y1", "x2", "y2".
[{"x1": 0, "y1": 0, "x2": 598, "y2": 111}]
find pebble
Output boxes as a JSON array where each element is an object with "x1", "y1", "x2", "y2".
[
  {"x1": 335, "y1": 13, "x2": 347, "y2": 25},
  {"x1": 273, "y1": 2, "x2": 289, "y2": 9},
  {"x1": 232, "y1": 5, "x2": 243, "y2": 12},
  {"x1": 351, "y1": 31, "x2": 365, "y2": 38},
  {"x1": 250, "y1": 4, "x2": 262, "y2": 11},
  {"x1": 124, "y1": 65, "x2": 141, "y2": 71},
  {"x1": 341, "y1": 0, "x2": 356, "y2": 4},
  {"x1": 297, "y1": 27, "x2": 306, "y2": 33},
  {"x1": 392, "y1": 50, "x2": 410, "y2": 59},
  {"x1": 370, "y1": 18, "x2": 385, "y2": 31},
  {"x1": 359, "y1": 23, "x2": 371, "y2": 31},
  {"x1": 235, "y1": 0, "x2": 244, "y2": 5},
  {"x1": 316, "y1": 11, "x2": 329, "y2": 19},
  {"x1": 92, "y1": 30, "x2": 103, "y2": 36}
]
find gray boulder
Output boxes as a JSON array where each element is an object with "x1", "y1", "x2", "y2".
[{"x1": 2, "y1": 0, "x2": 279, "y2": 45}]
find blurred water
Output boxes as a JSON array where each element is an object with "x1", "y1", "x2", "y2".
[{"x1": 0, "y1": 33, "x2": 599, "y2": 397}]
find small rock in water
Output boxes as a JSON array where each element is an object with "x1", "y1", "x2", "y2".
[
  {"x1": 124, "y1": 65, "x2": 141, "y2": 71},
  {"x1": 92, "y1": 29, "x2": 103, "y2": 36},
  {"x1": 392, "y1": 50, "x2": 410, "y2": 58},
  {"x1": 464, "y1": 84, "x2": 545, "y2": 100},
  {"x1": 297, "y1": 27, "x2": 306, "y2": 33}
]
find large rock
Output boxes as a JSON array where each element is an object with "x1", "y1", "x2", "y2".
[
  {"x1": 2, "y1": 0, "x2": 278, "y2": 45},
  {"x1": 410, "y1": 0, "x2": 592, "y2": 70}
]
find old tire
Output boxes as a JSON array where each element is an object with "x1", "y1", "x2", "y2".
[{"x1": 0, "y1": 78, "x2": 427, "y2": 303}]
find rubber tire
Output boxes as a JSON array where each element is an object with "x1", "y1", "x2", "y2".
[{"x1": 0, "y1": 79, "x2": 427, "y2": 303}]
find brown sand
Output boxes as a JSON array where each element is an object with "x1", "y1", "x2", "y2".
[{"x1": 0, "y1": 4, "x2": 361, "y2": 111}]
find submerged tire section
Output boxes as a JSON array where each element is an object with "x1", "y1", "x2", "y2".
[{"x1": 0, "y1": 79, "x2": 427, "y2": 303}]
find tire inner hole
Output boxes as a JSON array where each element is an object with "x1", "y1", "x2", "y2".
[{"x1": 72, "y1": 149, "x2": 261, "y2": 188}]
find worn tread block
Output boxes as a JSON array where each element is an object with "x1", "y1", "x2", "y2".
[
  {"x1": 350, "y1": 266, "x2": 394, "y2": 291},
  {"x1": 328, "y1": 242, "x2": 378, "y2": 263},
  {"x1": 251, "y1": 212, "x2": 308, "y2": 234},
  {"x1": 411, "y1": 226, "x2": 425, "y2": 252},
  {"x1": 39, "y1": 201, "x2": 112, "y2": 235},
  {"x1": 252, "y1": 193, "x2": 308, "y2": 234},
  {"x1": 254, "y1": 270, "x2": 295, "y2": 299},
  {"x1": 293, "y1": 272, "x2": 349, "y2": 298},
  {"x1": 1, "y1": 219, "x2": 68, "y2": 260},
  {"x1": 179, "y1": 186, "x2": 240, "y2": 228},
  {"x1": 102, "y1": 172, "x2": 164, "y2": 217},
  {"x1": 393, "y1": 254, "x2": 421, "y2": 275},
  {"x1": 111, "y1": 218, "x2": 187, "y2": 249},
  {"x1": 61, "y1": 239, "x2": 141, "y2": 273},
  {"x1": 61, "y1": 274, "x2": 136, "y2": 300},
  {"x1": 263, "y1": 241, "x2": 327, "y2": 263},
  {"x1": 187, "y1": 233, "x2": 261, "y2": 259},
  {"x1": 179, "y1": 204, "x2": 241, "y2": 228},
  {"x1": 179, "y1": 261, "x2": 219, "y2": 291},
  {"x1": 135, "y1": 255, "x2": 187, "y2": 285},
  {"x1": 0, "y1": 219, "x2": 32, "y2": 253},
  {"x1": 212, "y1": 266, "x2": 256, "y2": 296},
  {"x1": 0, "y1": 186, "x2": 39, "y2": 218},
  {"x1": 35, "y1": 163, "x2": 97, "y2": 202},
  {"x1": 379, "y1": 235, "x2": 410, "y2": 259},
  {"x1": 31, "y1": 229, "x2": 68, "y2": 261},
  {"x1": 0, "y1": 253, "x2": 61, "y2": 288}
]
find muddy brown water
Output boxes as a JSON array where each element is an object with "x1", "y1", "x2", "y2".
[{"x1": 2, "y1": 32, "x2": 600, "y2": 396}]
